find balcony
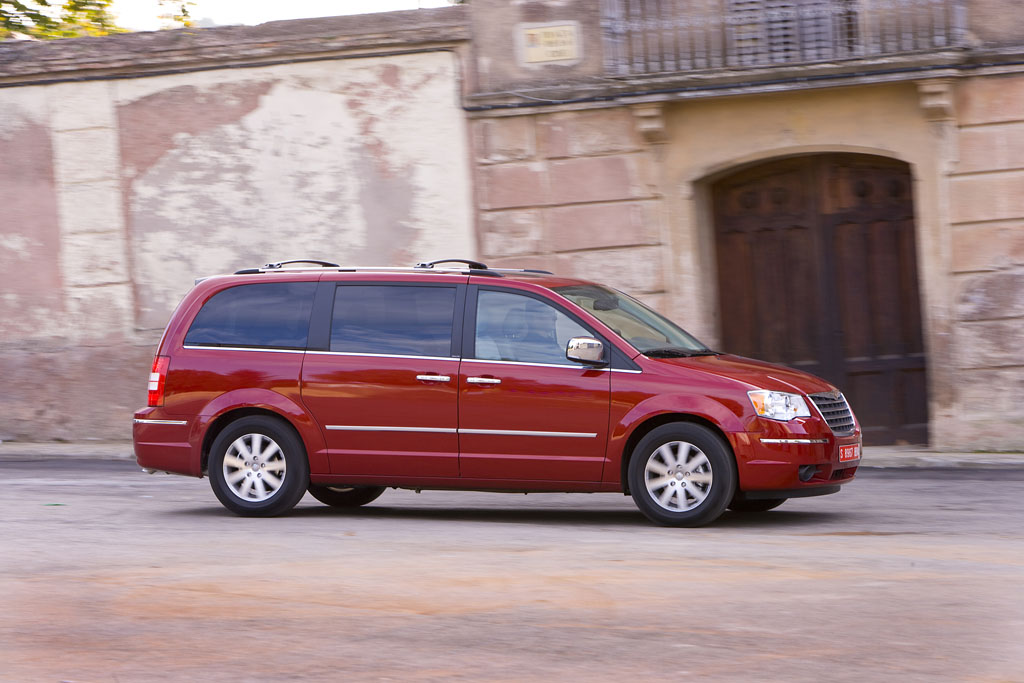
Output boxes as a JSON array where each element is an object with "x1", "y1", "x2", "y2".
[{"x1": 601, "y1": 0, "x2": 968, "y2": 76}]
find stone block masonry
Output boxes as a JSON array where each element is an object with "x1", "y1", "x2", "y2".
[
  {"x1": 946, "y1": 73, "x2": 1024, "y2": 448},
  {"x1": 472, "y1": 108, "x2": 667, "y2": 299}
]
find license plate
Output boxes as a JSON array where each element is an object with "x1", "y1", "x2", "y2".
[{"x1": 839, "y1": 444, "x2": 860, "y2": 463}]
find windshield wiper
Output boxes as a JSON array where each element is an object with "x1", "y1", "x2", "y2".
[{"x1": 643, "y1": 347, "x2": 720, "y2": 358}]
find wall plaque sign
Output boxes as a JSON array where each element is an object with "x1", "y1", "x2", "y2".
[{"x1": 519, "y1": 22, "x2": 581, "y2": 65}]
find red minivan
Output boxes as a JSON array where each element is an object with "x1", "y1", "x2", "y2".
[{"x1": 134, "y1": 259, "x2": 860, "y2": 526}]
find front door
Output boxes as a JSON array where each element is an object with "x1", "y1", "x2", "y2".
[
  {"x1": 458, "y1": 286, "x2": 610, "y2": 481},
  {"x1": 712, "y1": 154, "x2": 928, "y2": 445},
  {"x1": 301, "y1": 282, "x2": 464, "y2": 477}
]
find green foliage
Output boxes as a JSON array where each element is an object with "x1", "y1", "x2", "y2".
[
  {"x1": 157, "y1": 0, "x2": 193, "y2": 28},
  {"x1": 0, "y1": 0, "x2": 193, "y2": 40},
  {"x1": 1, "y1": 0, "x2": 121, "y2": 40}
]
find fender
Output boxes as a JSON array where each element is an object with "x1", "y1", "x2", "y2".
[
  {"x1": 604, "y1": 392, "x2": 749, "y2": 485},
  {"x1": 617, "y1": 393, "x2": 747, "y2": 438},
  {"x1": 189, "y1": 387, "x2": 328, "y2": 474}
]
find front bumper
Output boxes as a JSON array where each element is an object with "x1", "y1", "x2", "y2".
[{"x1": 730, "y1": 420, "x2": 861, "y2": 493}]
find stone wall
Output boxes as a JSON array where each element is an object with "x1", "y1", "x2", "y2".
[
  {"x1": 468, "y1": 0, "x2": 603, "y2": 94},
  {"x1": 949, "y1": 73, "x2": 1024, "y2": 448},
  {"x1": 1, "y1": 0, "x2": 1022, "y2": 450},
  {"x1": 968, "y1": 0, "x2": 1024, "y2": 46},
  {"x1": 469, "y1": 77, "x2": 1023, "y2": 449},
  {"x1": 464, "y1": 0, "x2": 1023, "y2": 449},
  {"x1": 0, "y1": 9, "x2": 473, "y2": 442},
  {"x1": 472, "y1": 108, "x2": 667, "y2": 308}
]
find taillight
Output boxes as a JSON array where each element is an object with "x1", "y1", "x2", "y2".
[{"x1": 148, "y1": 356, "x2": 170, "y2": 407}]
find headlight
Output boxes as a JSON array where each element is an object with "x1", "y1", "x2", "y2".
[{"x1": 748, "y1": 390, "x2": 811, "y2": 421}]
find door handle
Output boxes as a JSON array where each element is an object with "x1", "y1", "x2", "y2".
[
  {"x1": 466, "y1": 377, "x2": 501, "y2": 385},
  {"x1": 416, "y1": 374, "x2": 451, "y2": 382}
]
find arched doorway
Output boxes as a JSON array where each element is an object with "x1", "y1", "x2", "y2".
[{"x1": 711, "y1": 153, "x2": 928, "y2": 445}]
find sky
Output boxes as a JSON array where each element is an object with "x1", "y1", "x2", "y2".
[{"x1": 110, "y1": 0, "x2": 452, "y2": 32}]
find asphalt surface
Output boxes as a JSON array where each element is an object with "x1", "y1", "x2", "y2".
[{"x1": 1, "y1": 460, "x2": 1022, "y2": 682}]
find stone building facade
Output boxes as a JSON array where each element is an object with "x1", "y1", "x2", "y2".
[
  {"x1": 464, "y1": 0, "x2": 1024, "y2": 450},
  {"x1": 0, "y1": 1, "x2": 1021, "y2": 449}
]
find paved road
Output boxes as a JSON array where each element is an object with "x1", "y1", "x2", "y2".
[{"x1": 2, "y1": 460, "x2": 1022, "y2": 682}]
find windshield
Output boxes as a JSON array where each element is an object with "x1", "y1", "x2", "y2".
[{"x1": 554, "y1": 285, "x2": 713, "y2": 356}]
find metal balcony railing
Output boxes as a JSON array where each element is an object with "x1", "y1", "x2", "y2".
[{"x1": 601, "y1": 0, "x2": 968, "y2": 76}]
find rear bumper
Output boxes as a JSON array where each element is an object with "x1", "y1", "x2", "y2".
[{"x1": 133, "y1": 408, "x2": 200, "y2": 477}]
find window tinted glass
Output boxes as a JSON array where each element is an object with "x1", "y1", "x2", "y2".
[
  {"x1": 185, "y1": 282, "x2": 316, "y2": 349},
  {"x1": 331, "y1": 285, "x2": 456, "y2": 357},
  {"x1": 475, "y1": 290, "x2": 589, "y2": 365},
  {"x1": 555, "y1": 284, "x2": 709, "y2": 353}
]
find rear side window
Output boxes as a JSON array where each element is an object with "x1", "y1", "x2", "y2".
[
  {"x1": 184, "y1": 282, "x2": 316, "y2": 349},
  {"x1": 331, "y1": 285, "x2": 456, "y2": 357}
]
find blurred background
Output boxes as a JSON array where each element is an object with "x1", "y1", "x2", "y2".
[{"x1": 0, "y1": 0, "x2": 1020, "y2": 449}]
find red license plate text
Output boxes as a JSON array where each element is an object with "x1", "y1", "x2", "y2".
[{"x1": 839, "y1": 444, "x2": 860, "y2": 462}]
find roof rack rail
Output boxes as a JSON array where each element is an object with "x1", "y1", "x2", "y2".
[
  {"x1": 415, "y1": 258, "x2": 489, "y2": 270},
  {"x1": 230, "y1": 258, "x2": 554, "y2": 277},
  {"x1": 415, "y1": 259, "x2": 553, "y2": 276},
  {"x1": 266, "y1": 259, "x2": 341, "y2": 269},
  {"x1": 235, "y1": 259, "x2": 340, "y2": 274}
]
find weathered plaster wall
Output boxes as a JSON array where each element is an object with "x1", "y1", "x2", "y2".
[
  {"x1": 0, "y1": 48, "x2": 473, "y2": 441},
  {"x1": 0, "y1": 79, "x2": 144, "y2": 440},
  {"x1": 0, "y1": 88, "x2": 64, "y2": 345},
  {"x1": 116, "y1": 54, "x2": 473, "y2": 331}
]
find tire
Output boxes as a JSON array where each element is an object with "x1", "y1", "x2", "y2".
[
  {"x1": 208, "y1": 415, "x2": 310, "y2": 517},
  {"x1": 307, "y1": 484, "x2": 386, "y2": 508},
  {"x1": 627, "y1": 423, "x2": 736, "y2": 527},
  {"x1": 728, "y1": 497, "x2": 787, "y2": 513}
]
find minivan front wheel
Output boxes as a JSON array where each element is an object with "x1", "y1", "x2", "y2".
[
  {"x1": 209, "y1": 416, "x2": 309, "y2": 517},
  {"x1": 627, "y1": 423, "x2": 736, "y2": 527}
]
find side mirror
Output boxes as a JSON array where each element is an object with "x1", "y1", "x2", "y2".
[{"x1": 566, "y1": 337, "x2": 606, "y2": 365}]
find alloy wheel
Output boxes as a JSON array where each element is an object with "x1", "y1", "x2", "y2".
[
  {"x1": 644, "y1": 440, "x2": 714, "y2": 512},
  {"x1": 222, "y1": 433, "x2": 287, "y2": 502}
]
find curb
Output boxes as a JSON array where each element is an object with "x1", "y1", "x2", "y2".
[
  {"x1": 860, "y1": 448, "x2": 1024, "y2": 469},
  {"x1": 2, "y1": 443, "x2": 1023, "y2": 468},
  {"x1": 0, "y1": 443, "x2": 134, "y2": 461}
]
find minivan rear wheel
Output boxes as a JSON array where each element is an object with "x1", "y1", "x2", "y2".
[
  {"x1": 627, "y1": 423, "x2": 736, "y2": 527},
  {"x1": 209, "y1": 416, "x2": 309, "y2": 517},
  {"x1": 307, "y1": 484, "x2": 386, "y2": 508}
]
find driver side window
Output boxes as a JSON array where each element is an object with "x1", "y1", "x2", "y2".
[{"x1": 474, "y1": 290, "x2": 589, "y2": 365}]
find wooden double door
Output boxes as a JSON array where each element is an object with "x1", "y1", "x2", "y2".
[{"x1": 712, "y1": 154, "x2": 928, "y2": 445}]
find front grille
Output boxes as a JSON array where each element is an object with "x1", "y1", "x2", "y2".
[{"x1": 809, "y1": 392, "x2": 856, "y2": 435}]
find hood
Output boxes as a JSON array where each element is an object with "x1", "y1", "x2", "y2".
[{"x1": 645, "y1": 353, "x2": 838, "y2": 395}]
